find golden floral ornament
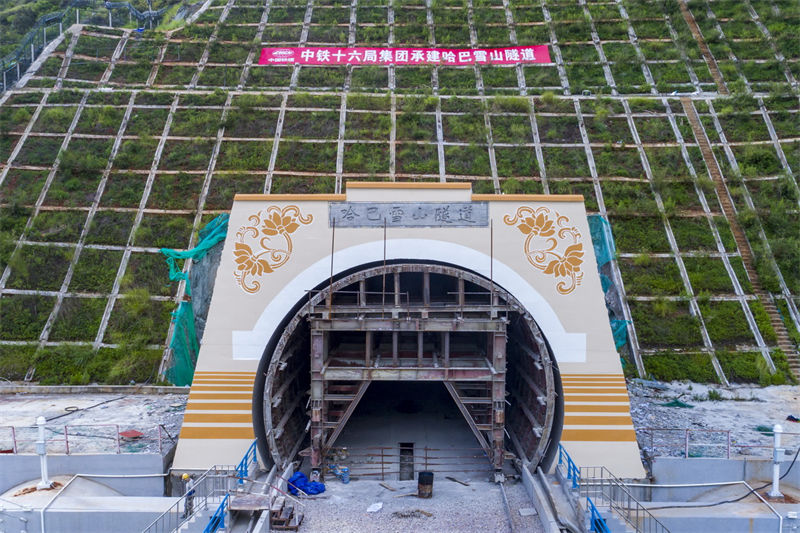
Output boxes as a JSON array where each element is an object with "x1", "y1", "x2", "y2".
[
  {"x1": 233, "y1": 205, "x2": 313, "y2": 294},
  {"x1": 503, "y1": 206, "x2": 584, "y2": 295}
]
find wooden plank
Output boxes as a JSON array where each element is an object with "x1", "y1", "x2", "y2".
[{"x1": 230, "y1": 493, "x2": 272, "y2": 512}]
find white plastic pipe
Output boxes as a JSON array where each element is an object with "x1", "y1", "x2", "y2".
[
  {"x1": 35, "y1": 416, "x2": 52, "y2": 490},
  {"x1": 768, "y1": 423, "x2": 783, "y2": 498}
]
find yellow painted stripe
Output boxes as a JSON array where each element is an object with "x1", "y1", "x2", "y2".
[
  {"x1": 564, "y1": 415, "x2": 633, "y2": 426},
  {"x1": 561, "y1": 429, "x2": 637, "y2": 442},
  {"x1": 234, "y1": 193, "x2": 346, "y2": 201},
  {"x1": 561, "y1": 374, "x2": 624, "y2": 378},
  {"x1": 191, "y1": 385, "x2": 253, "y2": 391},
  {"x1": 193, "y1": 376, "x2": 256, "y2": 380},
  {"x1": 562, "y1": 383, "x2": 626, "y2": 387},
  {"x1": 184, "y1": 413, "x2": 253, "y2": 423},
  {"x1": 564, "y1": 404, "x2": 631, "y2": 413},
  {"x1": 189, "y1": 392, "x2": 252, "y2": 400},
  {"x1": 180, "y1": 426, "x2": 256, "y2": 439},
  {"x1": 347, "y1": 181, "x2": 471, "y2": 189},
  {"x1": 561, "y1": 395, "x2": 630, "y2": 402},
  {"x1": 562, "y1": 380, "x2": 626, "y2": 384},
  {"x1": 185, "y1": 402, "x2": 252, "y2": 411},
  {"x1": 563, "y1": 387, "x2": 628, "y2": 394},
  {"x1": 562, "y1": 379, "x2": 626, "y2": 384},
  {"x1": 472, "y1": 194, "x2": 583, "y2": 202},
  {"x1": 193, "y1": 373, "x2": 257, "y2": 377},
  {"x1": 193, "y1": 378, "x2": 255, "y2": 383}
]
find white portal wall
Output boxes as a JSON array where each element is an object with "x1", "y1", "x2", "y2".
[
  {"x1": 232, "y1": 238, "x2": 586, "y2": 362},
  {"x1": 175, "y1": 183, "x2": 645, "y2": 478}
]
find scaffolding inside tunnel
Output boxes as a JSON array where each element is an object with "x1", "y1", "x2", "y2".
[{"x1": 255, "y1": 262, "x2": 564, "y2": 481}]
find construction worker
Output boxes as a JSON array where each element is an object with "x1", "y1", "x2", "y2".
[{"x1": 181, "y1": 473, "x2": 196, "y2": 518}]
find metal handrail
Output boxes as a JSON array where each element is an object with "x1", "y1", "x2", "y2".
[
  {"x1": 557, "y1": 443, "x2": 580, "y2": 489},
  {"x1": 203, "y1": 493, "x2": 229, "y2": 533},
  {"x1": 586, "y1": 496, "x2": 610, "y2": 533},
  {"x1": 0, "y1": 423, "x2": 171, "y2": 455},
  {"x1": 1, "y1": 0, "x2": 172, "y2": 93},
  {"x1": 236, "y1": 440, "x2": 258, "y2": 485},
  {"x1": 140, "y1": 465, "x2": 237, "y2": 533},
  {"x1": 619, "y1": 480, "x2": 782, "y2": 533},
  {"x1": 580, "y1": 466, "x2": 670, "y2": 533},
  {"x1": 640, "y1": 427, "x2": 800, "y2": 459}
]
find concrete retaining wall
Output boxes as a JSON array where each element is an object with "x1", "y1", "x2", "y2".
[
  {"x1": 650, "y1": 456, "x2": 799, "y2": 501},
  {"x1": 0, "y1": 453, "x2": 167, "y2": 495}
]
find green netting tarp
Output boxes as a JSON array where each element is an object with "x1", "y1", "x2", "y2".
[
  {"x1": 587, "y1": 214, "x2": 615, "y2": 267},
  {"x1": 610, "y1": 319, "x2": 629, "y2": 351},
  {"x1": 658, "y1": 399, "x2": 694, "y2": 408},
  {"x1": 161, "y1": 214, "x2": 229, "y2": 385},
  {"x1": 587, "y1": 215, "x2": 629, "y2": 352}
]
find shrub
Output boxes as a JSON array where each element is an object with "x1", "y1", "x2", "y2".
[
  {"x1": 716, "y1": 350, "x2": 760, "y2": 383},
  {"x1": 643, "y1": 352, "x2": 718, "y2": 382},
  {"x1": 32, "y1": 345, "x2": 95, "y2": 385},
  {"x1": 0, "y1": 344, "x2": 37, "y2": 380}
]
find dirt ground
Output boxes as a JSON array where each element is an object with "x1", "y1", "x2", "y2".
[
  {"x1": 298, "y1": 478, "x2": 544, "y2": 533},
  {"x1": 627, "y1": 380, "x2": 800, "y2": 459},
  {"x1": 0, "y1": 393, "x2": 187, "y2": 454}
]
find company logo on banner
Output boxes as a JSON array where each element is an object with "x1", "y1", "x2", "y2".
[{"x1": 258, "y1": 46, "x2": 551, "y2": 66}]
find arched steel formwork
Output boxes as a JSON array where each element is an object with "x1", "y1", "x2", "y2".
[{"x1": 253, "y1": 262, "x2": 563, "y2": 476}]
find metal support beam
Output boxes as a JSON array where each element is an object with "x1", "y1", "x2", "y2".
[
  {"x1": 442, "y1": 331, "x2": 450, "y2": 368},
  {"x1": 323, "y1": 381, "x2": 370, "y2": 452},
  {"x1": 310, "y1": 317, "x2": 507, "y2": 332},
  {"x1": 417, "y1": 331, "x2": 423, "y2": 365},
  {"x1": 392, "y1": 331, "x2": 399, "y2": 365},
  {"x1": 491, "y1": 331, "x2": 507, "y2": 469},
  {"x1": 508, "y1": 386, "x2": 543, "y2": 438},
  {"x1": 323, "y1": 366, "x2": 495, "y2": 381},
  {"x1": 311, "y1": 303, "x2": 511, "y2": 317},
  {"x1": 310, "y1": 331, "x2": 326, "y2": 469},
  {"x1": 365, "y1": 330, "x2": 372, "y2": 366},
  {"x1": 393, "y1": 270, "x2": 400, "y2": 318},
  {"x1": 271, "y1": 364, "x2": 304, "y2": 408},
  {"x1": 444, "y1": 382, "x2": 493, "y2": 461}
]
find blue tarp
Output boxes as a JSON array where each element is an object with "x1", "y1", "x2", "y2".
[{"x1": 287, "y1": 472, "x2": 325, "y2": 495}]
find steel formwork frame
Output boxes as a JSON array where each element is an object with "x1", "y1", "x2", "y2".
[
  {"x1": 258, "y1": 263, "x2": 560, "y2": 479},
  {"x1": 308, "y1": 322, "x2": 508, "y2": 474}
]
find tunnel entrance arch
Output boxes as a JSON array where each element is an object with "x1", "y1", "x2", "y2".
[{"x1": 254, "y1": 262, "x2": 564, "y2": 476}]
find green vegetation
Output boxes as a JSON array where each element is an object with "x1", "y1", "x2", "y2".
[
  {"x1": 1, "y1": 1, "x2": 798, "y2": 386},
  {"x1": 644, "y1": 353, "x2": 717, "y2": 382}
]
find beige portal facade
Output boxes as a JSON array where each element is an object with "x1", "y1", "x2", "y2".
[{"x1": 173, "y1": 182, "x2": 645, "y2": 479}]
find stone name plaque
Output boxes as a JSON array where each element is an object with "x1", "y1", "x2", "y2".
[{"x1": 329, "y1": 202, "x2": 489, "y2": 228}]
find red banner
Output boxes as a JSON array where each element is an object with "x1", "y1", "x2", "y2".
[{"x1": 258, "y1": 46, "x2": 551, "y2": 66}]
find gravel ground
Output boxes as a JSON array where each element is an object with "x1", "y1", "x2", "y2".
[
  {"x1": 628, "y1": 381, "x2": 800, "y2": 459},
  {"x1": 0, "y1": 393, "x2": 186, "y2": 454},
  {"x1": 299, "y1": 478, "x2": 544, "y2": 533}
]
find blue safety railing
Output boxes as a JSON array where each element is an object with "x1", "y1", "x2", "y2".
[
  {"x1": 587, "y1": 497, "x2": 610, "y2": 533},
  {"x1": 197, "y1": 441, "x2": 258, "y2": 533},
  {"x1": 203, "y1": 493, "x2": 229, "y2": 533},
  {"x1": 557, "y1": 443, "x2": 580, "y2": 489},
  {"x1": 236, "y1": 440, "x2": 258, "y2": 485}
]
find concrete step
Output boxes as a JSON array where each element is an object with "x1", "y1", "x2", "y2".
[
  {"x1": 178, "y1": 509, "x2": 213, "y2": 533},
  {"x1": 595, "y1": 507, "x2": 636, "y2": 533}
]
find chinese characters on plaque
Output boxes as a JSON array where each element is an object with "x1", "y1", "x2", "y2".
[
  {"x1": 329, "y1": 202, "x2": 489, "y2": 228},
  {"x1": 259, "y1": 46, "x2": 551, "y2": 66}
]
